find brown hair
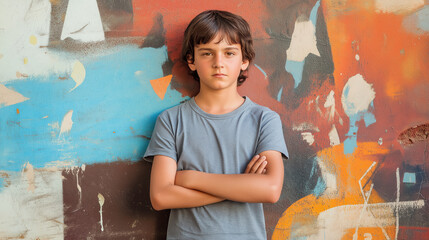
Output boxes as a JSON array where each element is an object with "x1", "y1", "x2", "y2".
[{"x1": 181, "y1": 10, "x2": 255, "y2": 86}]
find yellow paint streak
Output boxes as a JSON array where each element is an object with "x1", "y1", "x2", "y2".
[
  {"x1": 24, "y1": 57, "x2": 28, "y2": 64},
  {"x1": 273, "y1": 142, "x2": 389, "y2": 239},
  {"x1": 29, "y1": 35, "x2": 37, "y2": 45}
]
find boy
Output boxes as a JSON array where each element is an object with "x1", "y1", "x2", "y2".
[{"x1": 144, "y1": 10, "x2": 288, "y2": 239}]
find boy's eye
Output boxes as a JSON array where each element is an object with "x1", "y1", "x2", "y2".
[
  {"x1": 201, "y1": 52, "x2": 212, "y2": 56},
  {"x1": 226, "y1": 52, "x2": 236, "y2": 56}
]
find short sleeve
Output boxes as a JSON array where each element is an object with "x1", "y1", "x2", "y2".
[
  {"x1": 255, "y1": 111, "x2": 289, "y2": 159},
  {"x1": 143, "y1": 112, "x2": 177, "y2": 162}
]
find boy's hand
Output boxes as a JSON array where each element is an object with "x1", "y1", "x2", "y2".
[{"x1": 244, "y1": 155, "x2": 267, "y2": 174}]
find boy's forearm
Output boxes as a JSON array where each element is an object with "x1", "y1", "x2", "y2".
[
  {"x1": 151, "y1": 184, "x2": 224, "y2": 210},
  {"x1": 175, "y1": 151, "x2": 284, "y2": 203},
  {"x1": 176, "y1": 171, "x2": 281, "y2": 203},
  {"x1": 150, "y1": 155, "x2": 224, "y2": 211}
]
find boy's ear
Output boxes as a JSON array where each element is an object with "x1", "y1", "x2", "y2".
[
  {"x1": 187, "y1": 54, "x2": 196, "y2": 71},
  {"x1": 241, "y1": 59, "x2": 250, "y2": 71}
]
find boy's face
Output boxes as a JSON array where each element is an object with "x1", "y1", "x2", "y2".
[{"x1": 188, "y1": 34, "x2": 249, "y2": 92}]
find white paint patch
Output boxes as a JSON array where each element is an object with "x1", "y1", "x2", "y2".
[
  {"x1": 324, "y1": 172, "x2": 337, "y2": 193},
  {"x1": 0, "y1": 0, "x2": 74, "y2": 83},
  {"x1": 61, "y1": 0, "x2": 105, "y2": 42},
  {"x1": 70, "y1": 60, "x2": 86, "y2": 92},
  {"x1": 324, "y1": 90, "x2": 336, "y2": 121},
  {"x1": 328, "y1": 125, "x2": 341, "y2": 146},
  {"x1": 98, "y1": 193, "x2": 105, "y2": 232},
  {"x1": 59, "y1": 110, "x2": 74, "y2": 137},
  {"x1": 308, "y1": 200, "x2": 425, "y2": 240},
  {"x1": 355, "y1": 54, "x2": 360, "y2": 61},
  {"x1": 0, "y1": 169, "x2": 64, "y2": 239},
  {"x1": 286, "y1": 19, "x2": 320, "y2": 62},
  {"x1": 375, "y1": 0, "x2": 424, "y2": 14},
  {"x1": 301, "y1": 132, "x2": 315, "y2": 145},
  {"x1": 378, "y1": 137, "x2": 383, "y2": 145},
  {"x1": 316, "y1": 157, "x2": 338, "y2": 195},
  {"x1": 341, "y1": 74, "x2": 375, "y2": 116},
  {"x1": 0, "y1": 83, "x2": 29, "y2": 107},
  {"x1": 293, "y1": 122, "x2": 320, "y2": 132}
]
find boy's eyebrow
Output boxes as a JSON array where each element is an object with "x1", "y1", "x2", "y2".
[{"x1": 197, "y1": 47, "x2": 240, "y2": 51}]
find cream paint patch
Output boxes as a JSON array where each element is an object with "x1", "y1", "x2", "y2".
[
  {"x1": 70, "y1": 60, "x2": 86, "y2": 92},
  {"x1": 61, "y1": 0, "x2": 105, "y2": 42},
  {"x1": 341, "y1": 74, "x2": 375, "y2": 116},
  {"x1": 0, "y1": 169, "x2": 64, "y2": 239},
  {"x1": 375, "y1": 0, "x2": 424, "y2": 14},
  {"x1": 0, "y1": 83, "x2": 29, "y2": 107},
  {"x1": 23, "y1": 162, "x2": 35, "y2": 192},
  {"x1": 59, "y1": 110, "x2": 74, "y2": 137},
  {"x1": 98, "y1": 193, "x2": 105, "y2": 232},
  {"x1": 308, "y1": 200, "x2": 425, "y2": 240},
  {"x1": 286, "y1": 19, "x2": 320, "y2": 62},
  {"x1": 0, "y1": 0, "x2": 74, "y2": 83},
  {"x1": 324, "y1": 90, "x2": 336, "y2": 121},
  {"x1": 293, "y1": 123, "x2": 320, "y2": 132},
  {"x1": 301, "y1": 132, "x2": 315, "y2": 145},
  {"x1": 328, "y1": 124, "x2": 341, "y2": 146}
]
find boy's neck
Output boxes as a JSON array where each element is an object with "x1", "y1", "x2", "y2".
[{"x1": 194, "y1": 88, "x2": 245, "y2": 115}]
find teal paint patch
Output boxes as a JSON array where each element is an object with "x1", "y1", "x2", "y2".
[
  {"x1": 0, "y1": 45, "x2": 187, "y2": 171},
  {"x1": 313, "y1": 177, "x2": 326, "y2": 197},
  {"x1": 285, "y1": 60, "x2": 305, "y2": 88},
  {"x1": 254, "y1": 64, "x2": 267, "y2": 78},
  {"x1": 277, "y1": 87, "x2": 283, "y2": 102},
  {"x1": 403, "y1": 172, "x2": 416, "y2": 184}
]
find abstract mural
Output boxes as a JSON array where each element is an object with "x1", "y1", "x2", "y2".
[{"x1": 0, "y1": 0, "x2": 428, "y2": 239}]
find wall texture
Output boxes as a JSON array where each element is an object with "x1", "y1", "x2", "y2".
[{"x1": 0, "y1": 0, "x2": 428, "y2": 239}]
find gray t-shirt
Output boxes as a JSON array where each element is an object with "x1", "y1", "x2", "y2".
[{"x1": 144, "y1": 97, "x2": 288, "y2": 240}]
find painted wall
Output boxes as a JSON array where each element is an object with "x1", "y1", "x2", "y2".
[{"x1": 0, "y1": 0, "x2": 428, "y2": 239}]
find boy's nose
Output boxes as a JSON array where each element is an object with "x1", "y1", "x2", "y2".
[{"x1": 212, "y1": 55, "x2": 224, "y2": 68}]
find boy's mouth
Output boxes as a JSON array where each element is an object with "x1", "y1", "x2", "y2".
[{"x1": 212, "y1": 73, "x2": 226, "y2": 77}]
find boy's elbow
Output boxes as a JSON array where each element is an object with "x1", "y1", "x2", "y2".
[
  {"x1": 150, "y1": 192, "x2": 167, "y2": 211},
  {"x1": 265, "y1": 183, "x2": 282, "y2": 203}
]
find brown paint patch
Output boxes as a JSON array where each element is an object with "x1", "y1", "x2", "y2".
[
  {"x1": 398, "y1": 123, "x2": 429, "y2": 145},
  {"x1": 0, "y1": 172, "x2": 11, "y2": 187},
  {"x1": 62, "y1": 161, "x2": 169, "y2": 239}
]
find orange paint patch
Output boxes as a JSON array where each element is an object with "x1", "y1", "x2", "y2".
[
  {"x1": 150, "y1": 74, "x2": 173, "y2": 100},
  {"x1": 16, "y1": 109, "x2": 20, "y2": 114},
  {"x1": 273, "y1": 142, "x2": 390, "y2": 239}
]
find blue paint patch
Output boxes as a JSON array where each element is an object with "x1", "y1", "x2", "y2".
[
  {"x1": 416, "y1": 5, "x2": 429, "y2": 32},
  {"x1": 403, "y1": 172, "x2": 416, "y2": 184},
  {"x1": 309, "y1": 0, "x2": 320, "y2": 25},
  {"x1": 285, "y1": 60, "x2": 305, "y2": 88},
  {"x1": 363, "y1": 112, "x2": 376, "y2": 127},
  {"x1": 277, "y1": 87, "x2": 283, "y2": 102},
  {"x1": 0, "y1": 45, "x2": 188, "y2": 171},
  {"x1": 343, "y1": 100, "x2": 376, "y2": 154},
  {"x1": 313, "y1": 177, "x2": 326, "y2": 197},
  {"x1": 254, "y1": 64, "x2": 267, "y2": 78}
]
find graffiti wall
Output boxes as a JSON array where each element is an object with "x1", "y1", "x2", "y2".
[{"x1": 0, "y1": 0, "x2": 428, "y2": 239}]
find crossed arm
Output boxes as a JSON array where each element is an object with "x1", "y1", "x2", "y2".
[{"x1": 149, "y1": 150, "x2": 284, "y2": 211}]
